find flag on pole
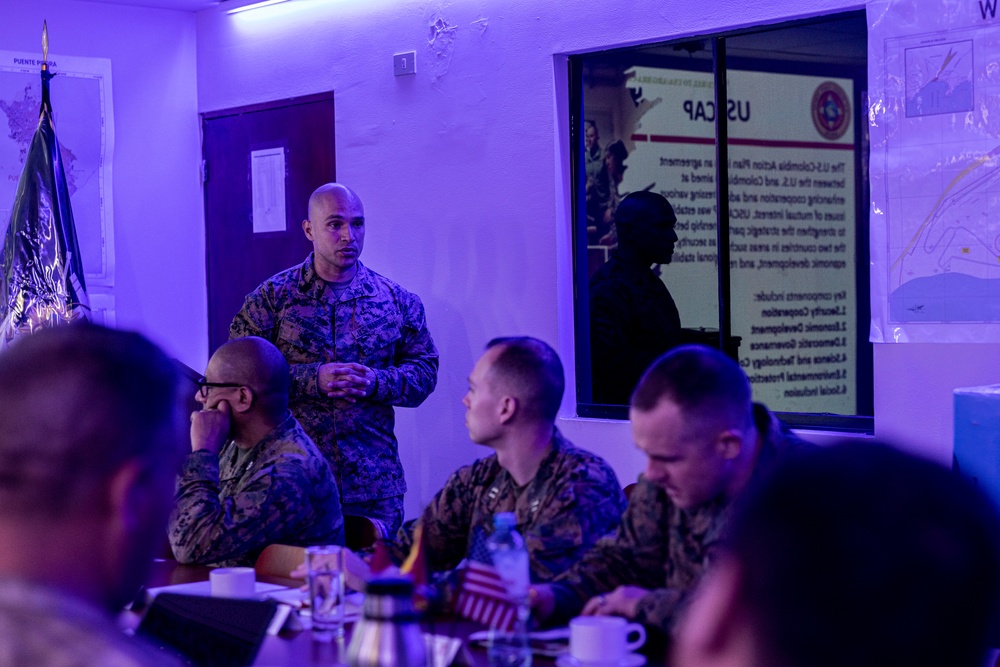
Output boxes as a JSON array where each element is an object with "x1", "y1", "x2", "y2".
[
  {"x1": 453, "y1": 526, "x2": 518, "y2": 631},
  {"x1": 400, "y1": 523, "x2": 435, "y2": 612},
  {"x1": 400, "y1": 523, "x2": 428, "y2": 588},
  {"x1": 0, "y1": 23, "x2": 89, "y2": 349}
]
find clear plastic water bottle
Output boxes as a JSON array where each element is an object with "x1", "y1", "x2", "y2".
[{"x1": 486, "y1": 512, "x2": 532, "y2": 667}]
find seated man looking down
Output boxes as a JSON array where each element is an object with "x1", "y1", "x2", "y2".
[
  {"x1": 0, "y1": 324, "x2": 187, "y2": 666},
  {"x1": 673, "y1": 442, "x2": 1000, "y2": 667},
  {"x1": 349, "y1": 337, "x2": 626, "y2": 587},
  {"x1": 169, "y1": 336, "x2": 344, "y2": 566},
  {"x1": 533, "y1": 345, "x2": 807, "y2": 634}
]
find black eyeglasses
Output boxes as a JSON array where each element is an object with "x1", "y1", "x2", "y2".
[{"x1": 196, "y1": 377, "x2": 244, "y2": 399}]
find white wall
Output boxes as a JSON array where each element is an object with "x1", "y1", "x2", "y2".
[
  {"x1": 29, "y1": 0, "x2": 990, "y2": 521},
  {"x1": 3, "y1": 0, "x2": 205, "y2": 369},
  {"x1": 17, "y1": 0, "x2": 995, "y2": 523},
  {"x1": 195, "y1": 0, "x2": 900, "y2": 520}
]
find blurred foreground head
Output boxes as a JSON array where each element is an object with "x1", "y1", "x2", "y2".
[
  {"x1": 673, "y1": 442, "x2": 1000, "y2": 667},
  {"x1": 0, "y1": 323, "x2": 186, "y2": 611}
]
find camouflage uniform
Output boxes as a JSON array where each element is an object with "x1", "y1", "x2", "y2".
[
  {"x1": 230, "y1": 255, "x2": 438, "y2": 535},
  {"x1": 0, "y1": 579, "x2": 183, "y2": 666},
  {"x1": 389, "y1": 429, "x2": 626, "y2": 582},
  {"x1": 549, "y1": 404, "x2": 808, "y2": 632},
  {"x1": 168, "y1": 413, "x2": 345, "y2": 567}
]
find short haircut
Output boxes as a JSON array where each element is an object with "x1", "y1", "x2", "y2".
[
  {"x1": 485, "y1": 337, "x2": 564, "y2": 423},
  {"x1": 631, "y1": 345, "x2": 752, "y2": 432},
  {"x1": 211, "y1": 336, "x2": 290, "y2": 419},
  {"x1": 0, "y1": 323, "x2": 182, "y2": 517},
  {"x1": 727, "y1": 442, "x2": 1000, "y2": 667},
  {"x1": 615, "y1": 190, "x2": 675, "y2": 229}
]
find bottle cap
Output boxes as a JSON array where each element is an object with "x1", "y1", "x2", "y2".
[{"x1": 493, "y1": 512, "x2": 517, "y2": 530}]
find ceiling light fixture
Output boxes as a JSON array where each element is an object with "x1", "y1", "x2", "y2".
[{"x1": 223, "y1": 0, "x2": 291, "y2": 14}]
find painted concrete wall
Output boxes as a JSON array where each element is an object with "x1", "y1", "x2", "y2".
[
  {"x1": 18, "y1": 0, "x2": 998, "y2": 521},
  {"x1": 3, "y1": 0, "x2": 205, "y2": 368},
  {"x1": 194, "y1": 0, "x2": 906, "y2": 521}
]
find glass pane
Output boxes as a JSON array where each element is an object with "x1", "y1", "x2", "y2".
[
  {"x1": 577, "y1": 44, "x2": 721, "y2": 407},
  {"x1": 573, "y1": 11, "x2": 872, "y2": 425},
  {"x1": 724, "y1": 16, "x2": 869, "y2": 416}
]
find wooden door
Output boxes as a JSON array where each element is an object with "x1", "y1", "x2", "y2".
[{"x1": 202, "y1": 92, "x2": 335, "y2": 354}]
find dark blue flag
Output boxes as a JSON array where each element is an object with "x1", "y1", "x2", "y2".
[{"x1": 0, "y1": 60, "x2": 89, "y2": 348}]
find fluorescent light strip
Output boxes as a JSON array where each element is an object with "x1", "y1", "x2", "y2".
[{"x1": 227, "y1": 0, "x2": 290, "y2": 14}]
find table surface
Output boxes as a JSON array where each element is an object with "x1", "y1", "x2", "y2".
[{"x1": 141, "y1": 560, "x2": 557, "y2": 667}]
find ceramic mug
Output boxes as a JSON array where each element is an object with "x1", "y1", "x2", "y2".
[
  {"x1": 209, "y1": 566, "x2": 256, "y2": 598},
  {"x1": 569, "y1": 615, "x2": 646, "y2": 663}
]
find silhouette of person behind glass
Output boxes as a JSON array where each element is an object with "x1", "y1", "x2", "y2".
[{"x1": 589, "y1": 191, "x2": 681, "y2": 405}]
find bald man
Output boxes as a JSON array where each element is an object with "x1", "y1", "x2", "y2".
[
  {"x1": 230, "y1": 184, "x2": 438, "y2": 535},
  {"x1": 168, "y1": 336, "x2": 344, "y2": 567}
]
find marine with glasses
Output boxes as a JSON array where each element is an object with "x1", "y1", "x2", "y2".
[{"x1": 168, "y1": 336, "x2": 344, "y2": 567}]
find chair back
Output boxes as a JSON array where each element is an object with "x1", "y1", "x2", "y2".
[
  {"x1": 623, "y1": 482, "x2": 638, "y2": 503},
  {"x1": 344, "y1": 514, "x2": 389, "y2": 551}
]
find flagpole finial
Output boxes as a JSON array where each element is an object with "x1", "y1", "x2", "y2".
[{"x1": 39, "y1": 21, "x2": 54, "y2": 115}]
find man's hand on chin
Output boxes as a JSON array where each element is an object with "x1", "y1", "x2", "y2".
[{"x1": 190, "y1": 400, "x2": 231, "y2": 455}]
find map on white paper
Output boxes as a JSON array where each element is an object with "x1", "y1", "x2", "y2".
[
  {"x1": 0, "y1": 50, "x2": 114, "y2": 286},
  {"x1": 869, "y1": 0, "x2": 1000, "y2": 342}
]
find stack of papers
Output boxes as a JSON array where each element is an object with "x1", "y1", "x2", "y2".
[{"x1": 144, "y1": 580, "x2": 288, "y2": 600}]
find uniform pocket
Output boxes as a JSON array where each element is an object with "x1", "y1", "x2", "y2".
[
  {"x1": 278, "y1": 317, "x2": 329, "y2": 361},
  {"x1": 350, "y1": 314, "x2": 401, "y2": 363}
]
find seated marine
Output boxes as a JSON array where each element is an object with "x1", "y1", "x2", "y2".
[
  {"x1": 169, "y1": 336, "x2": 345, "y2": 566},
  {"x1": 349, "y1": 337, "x2": 626, "y2": 590}
]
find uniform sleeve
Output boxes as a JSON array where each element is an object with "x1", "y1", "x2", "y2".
[
  {"x1": 229, "y1": 287, "x2": 322, "y2": 400},
  {"x1": 369, "y1": 291, "x2": 438, "y2": 408},
  {"x1": 524, "y1": 459, "x2": 626, "y2": 582},
  {"x1": 548, "y1": 479, "x2": 669, "y2": 624},
  {"x1": 167, "y1": 451, "x2": 324, "y2": 566},
  {"x1": 633, "y1": 588, "x2": 689, "y2": 632}
]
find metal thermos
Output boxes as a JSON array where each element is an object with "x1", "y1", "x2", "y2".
[{"x1": 347, "y1": 576, "x2": 427, "y2": 667}]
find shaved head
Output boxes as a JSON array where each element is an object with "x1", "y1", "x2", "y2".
[
  {"x1": 303, "y1": 182, "x2": 367, "y2": 281},
  {"x1": 308, "y1": 183, "x2": 364, "y2": 222},
  {"x1": 210, "y1": 337, "x2": 290, "y2": 419}
]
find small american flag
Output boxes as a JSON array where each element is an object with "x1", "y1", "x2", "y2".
[{"x1": 453, "y1": 527, "x2": 518, "y2": 631}]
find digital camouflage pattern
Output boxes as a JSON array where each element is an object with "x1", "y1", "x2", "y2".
[
  {"x1": 549, "y1": 404, "x2": 809, "y2": 632},
  {"x1": 0, "y1": 578, "x2": 183, "y2": 667},
  {"x1": 229, "y1": 256, "x2": 439, "y2": 519},
  {"x1": 388, "y1": 429, "x2": 627, "y2": 582},
  {"x1": 168, "y1": 414, "x2": 345, "y2": 567}
]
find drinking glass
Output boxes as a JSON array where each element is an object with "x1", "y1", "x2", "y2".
[{"x1": 305, "y1": 545, "x2": 346, "y2": 640}]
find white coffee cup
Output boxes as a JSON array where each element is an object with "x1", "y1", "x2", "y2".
[
  {"x1": 569, "y1": 616, "x2": 646, "y2": 664},
  {"x1": 209, "y1": 566, "x2": 256, "y2": 598}
]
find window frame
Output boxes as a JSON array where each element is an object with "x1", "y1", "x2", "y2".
[{"x1": 570, "y1": 11, "x2": 874, "y2": 433}]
